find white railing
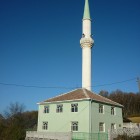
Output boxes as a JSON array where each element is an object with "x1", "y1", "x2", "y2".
[
  {"x1": 26, "y1": 131, "x2": 72, "y2": 140},
  {"x1": 26, "y1": 128, "x2": 140, "y2": 140}
]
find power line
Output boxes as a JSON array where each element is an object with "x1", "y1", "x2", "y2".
[
  {"x1": 0, "y1": 77, "x2": 137, "y2": 89},
  {"x1": 0, "y1": 82, "x2": 74, "y2": 89},
  {"x1": 92, "y1": 77, "x2": 136, "y2": 88}
]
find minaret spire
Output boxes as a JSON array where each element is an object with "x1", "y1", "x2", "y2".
[
  {"x1": 83, "y1": 0, "x2": 91, "y2": 20},
  {"x1": 80, "y1": 0, "x2": 94, "y2": 91}
]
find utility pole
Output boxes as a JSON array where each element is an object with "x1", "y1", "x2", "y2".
[{"x1": 137, "y1": 77, "x2": 140, "y2": 93}]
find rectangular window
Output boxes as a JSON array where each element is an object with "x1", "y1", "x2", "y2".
[
  {"x1": 44, "y1": 106, "x2": 49, "y2": 113},
  {"x1": 42, "y1": 122, "x2": 48, "y2": 130},
  {"x1": 71, "y1": 103, "x2": 78, "y2": 112},
  {"x1": 99, "y1": 122, "x2": 105, "y2": 132},
  {"x1": 99, "y1": 104, "x2": 104, "y2": 113},
  {"x1": 111, "y1": 107, "x2": 115, "y2": 115},
  {"x1": 56, "y1": 104, "x2": 63, "y2": 113},
  {"x1": 71, "y1": 122, "x2": 78, "y2": 131},
  {"x1": 111, "y1": 123, "x2": 116, "y2": 129}
]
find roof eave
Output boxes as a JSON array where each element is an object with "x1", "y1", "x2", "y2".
[
  {"x1": 91, "y1": 99, "x2": 123, "y2": 108},
  {"x1": 37, "y1": 98, "x2": 91, "y2": 105}
]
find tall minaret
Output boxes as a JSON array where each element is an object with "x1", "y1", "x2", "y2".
[{"x1": 80, "y1": 0, "x2": 94, "y2": 91}]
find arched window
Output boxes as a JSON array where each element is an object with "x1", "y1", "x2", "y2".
[
  {"x1": 71, "y1": 122, "x2": 78, "y2": 131},
  {"x1": 42, "y1": 122, "x2": 48, "y2": 130}
]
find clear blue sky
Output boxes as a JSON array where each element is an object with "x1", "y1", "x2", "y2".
[{"x1": 0, "y1": 0, "x2": 140, "y2": 113}]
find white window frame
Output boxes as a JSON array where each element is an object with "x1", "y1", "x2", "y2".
[
  {"x1": 71, "y1": 103, "x2": 78, "y2": 112},
  {"x1": 99, "y1": 104, "x2": 104, "y2": 114},
  {"x1": 111, "y1": 106, "x2": 115, "y2": 115},
  {"x1": 99, "y1": 122, "x2": 105, "y2": 132},
  {"x1": 111, "y1": 123, "x2": 116, "y2": 130},
  {"x1": 44, "y1": 106, "x2": 49, "y2": 113},
  {"x1": 71, "y1": 121, "x2": 78, "y2": 131},
  {"x1": 56, "y1": 104, "x2": 63, "y2": 113},
  {"x1": 42, "y1": 122, "x2": 48, "y2": 130}
]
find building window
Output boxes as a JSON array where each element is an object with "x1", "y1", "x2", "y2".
[
  {"x1": 56, "y1": 104, "x2": 63, "y2": 113},
  {"x1": 99, "y1": 122, "x2": 105, "y2": 132},
  {"x1": 44, "y1": 106, "x2": 49, "y2": 113},
  {"x1": 111, "y1": 123, "x2": 116, "y2": 130},
  {"x1": 71, "y1": 103, "x2": 78, "y2": 112},
  {"x1": 42, "y1": 122, "x2": 48, "y2": 130},
  {"x1": 71, "y1": 122, "x2": 78, "y2": 131},
  {"x1": 111, "y1": 107, "x2": 115, "y2": 115},
  {"x1": 99, "y1": 104, "x2": 104, "y2": 113}
]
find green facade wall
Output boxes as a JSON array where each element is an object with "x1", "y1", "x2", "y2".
[
  {"x1": 91, "y1": 101, "x2": 123, "y2": 133},
  {"x1": 37, "y1": 100, "x2": 123, "y2": 133},
  {"x1": 37, "y1": 100, "x2": 90, "y2": 133}
]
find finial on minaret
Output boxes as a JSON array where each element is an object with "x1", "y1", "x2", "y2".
[{"x1": 80, "y1": 0, "x2": 94, "y2": 91}]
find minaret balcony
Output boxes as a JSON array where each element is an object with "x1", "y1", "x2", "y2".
[{"x1": 80, "y1": 37, "x2": 94, "y2": 48}]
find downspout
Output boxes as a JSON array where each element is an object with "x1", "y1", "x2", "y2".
[
  {"x1": 91, "y1": 99, "x2": 92, "y2": 133},
  {"x1": 89, "y1": 99, "x2": 92, "y2": 133}
]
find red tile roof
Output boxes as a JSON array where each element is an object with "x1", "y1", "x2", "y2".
[{"x1": 43, "y1": 88, "x2": 122, "y2": 107}]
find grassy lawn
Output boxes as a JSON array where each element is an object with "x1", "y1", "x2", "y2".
[{"x1": 128, "y1": 117, "x2": 140, "y2": 123}]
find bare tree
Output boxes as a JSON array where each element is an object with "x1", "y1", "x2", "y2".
[
  {"x1": 108, "y1": 90, "x2": 140, "y2": 117},
  {"x1": 4, "y1": 102, "x2": 25, "y2": 119},
  {"x1": 99, "y1": 90, "x2": 109, "y2": 98}
]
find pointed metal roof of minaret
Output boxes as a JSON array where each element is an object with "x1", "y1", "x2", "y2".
[{"x1": 83, "y1": 0, "x2": 91, "y2": 20}]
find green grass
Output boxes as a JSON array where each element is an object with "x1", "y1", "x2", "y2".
[{"x1": 128, "y1": 117, "x2": 140, "y2": 123}]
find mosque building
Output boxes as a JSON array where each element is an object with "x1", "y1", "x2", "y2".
[{"x1": 26, "y1": 0, "x2": 123, "y2": 139}]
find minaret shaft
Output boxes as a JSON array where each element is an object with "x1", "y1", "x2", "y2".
[
  {"x1": 80, "y1": 0, "x2": 94, "y2": 91},
  {"x1": 83, "y1": 20, "x2": 91, "y2": 38},
  {"x1": 82, "y1": 47, "x2": 92, "y2": 90}
]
